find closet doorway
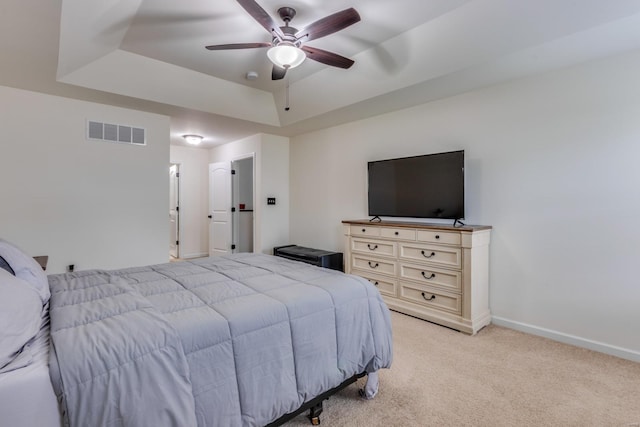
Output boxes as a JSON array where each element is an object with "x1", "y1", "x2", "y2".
[{"x1": 232, "y1": 156, "x2": 254, "y2": 253}]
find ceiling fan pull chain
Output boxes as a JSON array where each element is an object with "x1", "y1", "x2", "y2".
[{"x1": 285, "y1": 78, "x2": 290, "y2": 111}]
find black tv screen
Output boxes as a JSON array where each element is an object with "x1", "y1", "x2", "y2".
[{"x1": 367, "y1": 150, "x2": 464, "y2": 219}]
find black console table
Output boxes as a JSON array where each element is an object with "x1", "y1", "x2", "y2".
[{"x1": 273, "y1": 245, "x2": 344, "y2": 272}]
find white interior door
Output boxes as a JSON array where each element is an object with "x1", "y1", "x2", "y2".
[
  {"x1": 209, "y1": 162, "x2": 232, "y2": 256},
  {"x1": 169, "y1": 164, "x2": 180, "y2": 258}
]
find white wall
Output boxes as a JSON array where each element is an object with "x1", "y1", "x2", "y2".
[
  {"x1": 260, "y1": 134, "x2": 290, "y2": 253},
  {"x1": 289, "y1": 50, "x2": 640, "y2": 361},
  {"x1": 170, "y1": 145, "x2": 210, "y2": 258},
  {"x1": 0, "y1": 86, "x2": 170, "y2": 273},
  {"x1": 209, "y1": 133, "x2": 290, "y2": 254}
]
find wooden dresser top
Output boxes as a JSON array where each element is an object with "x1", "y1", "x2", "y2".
[{"x1": 342, "y1": 219, "x2": 492, "y2": 232}]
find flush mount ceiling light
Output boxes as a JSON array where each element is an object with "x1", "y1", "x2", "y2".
[
  {"x1": 183, "y1": 134, "x2": 203, "y2": 145},
  {"x1": 267, "y1": 42, "x2": 306, "y2": 70}
]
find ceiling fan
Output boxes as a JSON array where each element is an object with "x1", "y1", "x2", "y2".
[{"x1": 205, "y1": 0, "x2": 361, "y2": 80}]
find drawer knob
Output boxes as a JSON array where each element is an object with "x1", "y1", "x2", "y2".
[
  {"x1": 362, "y1": 228, "x2": 366, "y2": 232},
  {"x1": 367, "y1": 244, "x2": 378, "y2": 250},
  {"x1": 421, "y1": 272, "x2": 436, "y2": 280},
  {"x1": 435, "y1": 235, "x2": 440, "y2": 240},
  {"x1": 421, "y1": 250, "x2": 436, "y2": 259},
  {"x1": 368, "y1": 261, "x2": 379, "y2": 269},
  {"x1": 421, "y1": 292, "x2": 436, "y2": 301},
  {"x1": 394, "y1": 231, "x2": 399, "y2": 235},
  {"x1": 371, "y1": 281, "x2": 379, "y2": 286}
]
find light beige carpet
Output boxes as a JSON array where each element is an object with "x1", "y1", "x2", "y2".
[{"x1": 285, "y1": 311, "x2": 640, "y2": 426}]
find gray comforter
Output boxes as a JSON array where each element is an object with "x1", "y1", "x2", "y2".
[{"x1": 47, "y1": 253, "x2": 393, "y2": 426}]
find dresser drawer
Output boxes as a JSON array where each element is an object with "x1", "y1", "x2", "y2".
[
  {"x1": 350, "y1": 225, "x2": 381, "y2": 237},
  {"x1": 399, "y1": 263, "x2": 461, "y2": 292},
  {"x1": 355, "y1": 271, "x2": 397, "y2": 297},
  {"x1": 417, "y1": 230, "x2": 461, "y2": 246},
  {"x1": 351, "y1": 238, "x2": 396, "y2": 258},
  {"x1": 352, "y1": 255, "x2": 396, "y2": 276},
  {"x1": 380, "y1": 227, "x2": 416, "y2": 241},
  {"x1": 399, "y1": 243, "x2": 461, "y2": 269},
  {"x1": 399, "y1": 282, "x2": 462, "y2": 315}
]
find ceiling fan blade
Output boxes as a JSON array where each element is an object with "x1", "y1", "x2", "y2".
[
  {"x1": 301, "y1": 46, "x2": 355, "y2": 69},
  {"x1": 272, "y1": 65, "x2": 287, "y2": 80},
  {"x1": 236, "y1": 0, "x2": 284, "y2": 39},
  {"x1": 206, "y1": 42, "x2": 271, "y2": 50},
  {"x1": 295, "y1": 8, "x2": 360, "y2": 42}
]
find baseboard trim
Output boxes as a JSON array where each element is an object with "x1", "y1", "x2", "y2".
[
  {"x1": 492, "y1": 316, "x2": 640, "y2": 363},
  {"x1": 180, "y1": 252, "x2": 209, "y2": 260}
]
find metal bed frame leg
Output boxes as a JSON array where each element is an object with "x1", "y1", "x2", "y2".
[
  {"x1": 307, "y1": 402, "x2": 323, "y2": 425},
  {"x1": 265, "y1": 373, "x2": 365, "y2": 427}
]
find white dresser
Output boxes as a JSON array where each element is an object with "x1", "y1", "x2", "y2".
[{"x1": 343, "y1": 220, "x2": 492, "y2": 334}]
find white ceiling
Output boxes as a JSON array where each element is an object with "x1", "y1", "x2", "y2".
[{"x1": 4, "y1": 0, "x2": 640, "y2": 148}]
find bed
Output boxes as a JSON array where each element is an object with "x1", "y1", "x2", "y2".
[{"x1": 0, "y1": 239, "x2": 393, "y2": 426}]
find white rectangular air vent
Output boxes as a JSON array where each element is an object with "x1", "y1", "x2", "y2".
[{"x1": 87, "y1": 120, "x2": 146, "y2": 146}]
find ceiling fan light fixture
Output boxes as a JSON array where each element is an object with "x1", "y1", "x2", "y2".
[
  {"x1": 267, "y1": 43, "x2": 306, "y2": 69},
  {"x1": 183, "y1": 134, "x2": 203, "y2": 145}
]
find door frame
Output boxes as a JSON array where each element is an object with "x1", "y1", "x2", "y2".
[{"x1": 169, "y1": 162, "x2": 182, "y2": 259}]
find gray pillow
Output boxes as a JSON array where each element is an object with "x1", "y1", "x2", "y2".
[{"x1": 0, "y1": 239, "x2": 49, "y2": 304}]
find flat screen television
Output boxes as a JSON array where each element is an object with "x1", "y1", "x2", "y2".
[{"x1": 367, "y1": 150, "x2": 464, "y2": 220}]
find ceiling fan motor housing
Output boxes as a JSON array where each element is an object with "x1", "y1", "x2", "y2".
[{"x1": 273, "y1": 27, "x2": 300, "y2": 47}]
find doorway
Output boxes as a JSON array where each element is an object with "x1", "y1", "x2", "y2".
[
  {"x1": 208, "y1": 154, "x2": 255, "y2": 255},
  {"x1": 169, "y1": 163, "x2": 180, "y2": 259},
  {"x1": 232, "y1": 156, "x2": 254, "y2": 253}
]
